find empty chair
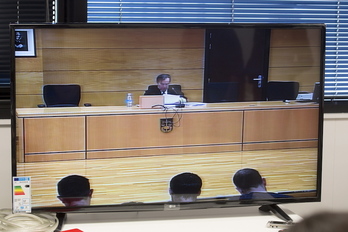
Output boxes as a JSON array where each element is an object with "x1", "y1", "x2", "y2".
[
  {"x1": 266, "y1": 81, "x2": 299, "y2": 101},
  {"x1": 168, "y1": 84, "x2": 182, "y2": 95},
  {"x1": 39, "y1": 84, "x2": 81, "y2": 107},
  {"x1": 312, "y1": 82, "x2": 321, "y2": 103},
  {"x1": 205, "y1": 82, "x2": 239, "y2": 103}
]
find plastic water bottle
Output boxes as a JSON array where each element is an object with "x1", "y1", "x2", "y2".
[{"x1": 126, "y1": 93, "x2": 133, "y2": 107}]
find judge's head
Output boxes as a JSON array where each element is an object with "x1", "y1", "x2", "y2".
[
  {"x1": 169, "y1": 172, "x2": 202, "y2": 202},
  {"x1": 156, "y1": 74, "x2": 171, "y2": 92},
  {"x1": 57, "y1": 175, "x2": 93, "y2": 207}
]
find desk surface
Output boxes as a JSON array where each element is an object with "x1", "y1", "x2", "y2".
[
  {"x1": 17, "y1": 101, "x2": 317, "y2": 117},
  {"x1": 61, "y1": 206, "x2": 301, "y2": 232}
]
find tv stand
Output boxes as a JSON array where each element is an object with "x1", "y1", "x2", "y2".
[
  {"x1": 259, "y1": 204, "x2": 293, "y2": 222},
  {"x1": 55, "y1": 212, "x2": 67, "y2": 232}
]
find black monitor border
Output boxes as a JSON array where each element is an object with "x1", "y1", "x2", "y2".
[{"x1": 10, "y1": 22, "x2": 325, "y2": 214}]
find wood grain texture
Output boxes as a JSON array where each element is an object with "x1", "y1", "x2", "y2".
[
  {"x1": 16, "y1": 148, "x2": 318, "y2": 207},
  {"x1": 268, "y1": 28, "x2": 321, "y2": 93},
  {"x1": 16, "y1": 28, "x2": 205, "y2": 108},
  {"x1": 24, "y1": 116, "x2": 85, "y2": 154},
  {"x1": 86, "y1": 111, "x2": 243, "y2": 150},
  {"x1": 243, "y1": 140, "x2": 318, "y2": 151},
  {"x1": 16, "y1": 102, "x2": 318, "y2": 117},
  {"x1": 182, "y1": 111, "x2": 243, "y2": 145},
  {"x1": 41, "y1": 28, "x2": 205, "y2": 49},
  {"x1": 17, "y1": 103, "x2": 319, "y2": 162},
  {"x1": 270, "y1": 28, "x2": 322, "y2": 47},
  {"x1": 15, "y1": 27, "x2": 321, "y2": 108},
  {"x1": 42, "y1": 69, "x2": 203, "y2": 91},
  {"x1": 25, "y1": 152, "x2": 86, "y2": 162},
  {"x1": 16, "y1": 95, "x2": 49, "y2": 109},
  {"x1": 15, "y1": 72, "x2": 44, "y2": 95},
  {"x1": 16, "y1": 87, "x2": 203, "y2": 108},
  {"x1": 269, "y1": 47, "x2": 321, "y2": 68},
  {"x1": 87, "y1": 144, "x2": 242, "y2": 159},
  {"x1": 268, "y1": 66, "x2": 320, "y2": 92},
  {"x1": 42, "y1": 48, "x2": 204, "y2": 70},
  {"x1": 243, "y1": 108, "x2": 319, "y2": 143}
]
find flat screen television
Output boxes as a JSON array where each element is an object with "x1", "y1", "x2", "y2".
[{"x1": 10, "y1": 23, "x2": 325, "y2": 217}]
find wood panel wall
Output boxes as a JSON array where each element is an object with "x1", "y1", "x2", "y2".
[
  {"x1": 268, "y1": 28, "x2": 322, "y2": 92},
  {"x1": 16, "y1": 28, "x2": 205, "y2": 107},
  {"x1": 15, "y1": 27, "x2": 322, "y2": 108}
]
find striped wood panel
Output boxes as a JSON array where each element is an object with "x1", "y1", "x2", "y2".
[
  {"x1": 17, "y1": 148, "x2": 318, "y2": 207},
  {"x1": 41, "y1": 28, "x2": 205, "y2": 49},
  {"x1": 87, "y1": 144, "x2": 242, "y2": 159},
  {"x1": 23, "y1": 116, "x2": 85, "y2": 154},
  {"x1": 16, "y1": 28, "x2": 205, "y2": 108},
  {"x1": 268, "y1": 66, "x2": 320, "y2": 92},
  {"x1": 42, "y1": 48, "x2": 203, "y2": 71},
  {"x1": 268, "y1": 28, "x2": 321, "y2": 92},
  {"x1": 25, "y1": 152, "x2": 86, "y2": 163},
  {"x1": 269, "y1": 47, "x2": 321, "y2": 68},
  {"x1": 15, "y1": 27, "x2": 322, "y2": 107},
  {"x1": 87, "y1": 111, "x2": 243, "y2": 151},
  {"x1": 270, "y1": 28, "x2": 322, "y2": 47},
  {"x1": 243, "y1": 140, "x2": 317, "y2": 151},
  {"x1": 243, "y1": 108, "x2": 319, "y2": 144}
]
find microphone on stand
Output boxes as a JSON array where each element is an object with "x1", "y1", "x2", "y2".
[
  {"x1": 171, "y1": 87, "x2": 185, "y2": 108},
  {"x1": 171, "y1": 86, "x2": 179, "y2": 95}
]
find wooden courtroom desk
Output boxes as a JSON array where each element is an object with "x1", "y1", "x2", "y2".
[{"x1": 16, "y1": 102, "x2": 318, "y2": 162}]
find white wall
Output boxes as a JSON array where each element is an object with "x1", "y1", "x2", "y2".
[
  {"x1": 0, "y1": 119, "x2": 11, "y2": 209},
  {"x1": 1, "y1": 115, "x2": 347, "y2": 216}
]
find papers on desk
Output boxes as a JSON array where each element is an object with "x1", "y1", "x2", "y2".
[
  {"x1": 154, "y1": 94, "x2": 207, "y2": 108},
  {"x1": 296, "y1": 92, "x2": 313, "y2": 101},
  {"x1": 184, "y1": 102, "x2": 207, "y2": 108},
  {"x1": 164, "y1": 102, "x2": 206, "y2": 108},
  {"x1": 163, "y1": 94, "x2": 181, "y2": 104}
]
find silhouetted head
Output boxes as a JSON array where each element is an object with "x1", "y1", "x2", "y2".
[
  {"x1": 232, "y1": 168, "x2": 266, "y2": 194},
  {"x1": 169, "y1": 172, "x2": 202, "y2": 202},
  {"x1": 57, "y1": 175, "x2": 93, "y2": 207}
]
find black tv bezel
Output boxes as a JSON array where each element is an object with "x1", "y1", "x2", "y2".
[{"x1": 10, "y1": 22, "x2": 325, "y2": 214}]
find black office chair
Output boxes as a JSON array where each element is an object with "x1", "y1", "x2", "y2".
[
  {"x1": 169, "y1": 84, "x2": 182, "y2": 94},
  {"x1": 266, "y1": 81, "x2": 300, "y2": 101},
  {"x1": 205, "y1": 82, "x2": 239, "y2": 103},
  {"x1": 144, "y1": 85, "x2": 183, "y2": 95},
  {"x1": 312, "y1": 82, "x2": 320, "y2": 103},
  {"x1": 38, "y1": 84, "x2": 81, "y2": 107}
]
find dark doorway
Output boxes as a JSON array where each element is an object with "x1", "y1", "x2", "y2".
[{"x1": 203, "y1": 28, "x2": 271, "y2": 102}]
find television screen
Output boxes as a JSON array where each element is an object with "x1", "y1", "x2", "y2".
[{"x1": 11, "y1": 23, "x2": 324, "y2": 213}]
